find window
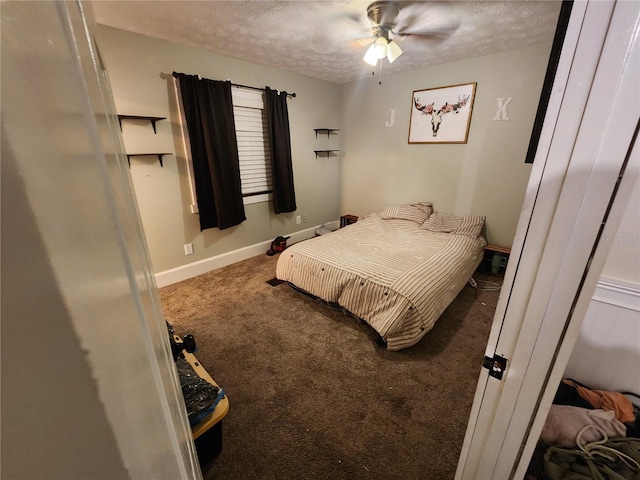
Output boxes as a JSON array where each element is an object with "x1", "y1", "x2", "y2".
[
  {"x1": 232, "y1": 88, "x2": 272, "y2": 205},
  {"x1": 173, "y1": 81, "x2": 274, "y2": 213}
]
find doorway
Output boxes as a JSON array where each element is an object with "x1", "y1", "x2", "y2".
[{"x1": 456, "y1": 1, "x2": 640, "y2": 478}]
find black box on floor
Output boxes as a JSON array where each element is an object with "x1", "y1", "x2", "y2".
[{"x1": 194, "y1": 420, "x2": 223, "y2": 466}]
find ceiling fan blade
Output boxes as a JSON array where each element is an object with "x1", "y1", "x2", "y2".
[
  {"x1": 393, "y1": 2, "x2": 460, "y2": 42},
  {"x1": 331, "y1": 10, "x2": 375, "y2": 46},
  {"x1": 394, "y1": 28, "x2": 456, "y2": 44}
]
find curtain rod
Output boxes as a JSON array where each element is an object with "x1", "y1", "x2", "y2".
[
  {"x1": 232, "y1": 82, "x2": 296, "y2": 99},
  {"x1": 172, "y1": 71, "x2": 296, "y2": 98}
]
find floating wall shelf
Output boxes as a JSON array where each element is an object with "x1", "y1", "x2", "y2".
[
  {"x1": 314, "y1": 128, "x2": 339, "y2": 158},
  {"x1": 314, "y1": 150, "x2": 339, "y2": 158},
  {"x1": 126, "y1": 153, "x2": 173, "y2": 167},
  {"x1": 118, "y1": 115, "x2": 167, "y2": 133},
  {"x1": 119, "y1": 115, "x2": 170, "y2": 167},
  {"x1": 314, "y1": 128, "x2": 340, "y2": 138}
]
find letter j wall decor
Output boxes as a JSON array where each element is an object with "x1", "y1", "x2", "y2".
[{"x1": 409, "y1": 82, "x2": 476, "y2": 144}]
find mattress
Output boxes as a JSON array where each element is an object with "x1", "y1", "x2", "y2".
[{"x1": 276, "y1": 214, "x2": 486, "y2": 350}]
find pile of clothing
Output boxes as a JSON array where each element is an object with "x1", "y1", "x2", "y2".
[
  {"x1": 176, "y1": 357, "x2": 225, "y2": 427},
  {"x1": 526, "y1": 379, "x2": 640, "y2": 480}
]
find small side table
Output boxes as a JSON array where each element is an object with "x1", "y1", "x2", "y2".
[
  {"x1": 483, "y1": 244, "x2": 511, "y2": 275},
  {"x1": 340, "y1": 214, "x2": 358, "y2": 228}
]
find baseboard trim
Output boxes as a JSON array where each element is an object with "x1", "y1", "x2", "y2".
[
  {"x1": 155, "y1": 223, "x2": 330, "y2": 287},
  {"x1": 592, "y1": 277, "x2": 640, "y2": 312}
]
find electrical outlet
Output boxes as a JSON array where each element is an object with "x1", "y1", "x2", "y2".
[
  {"x1": 302, "y1": 215, "x2": 308, "y2": 223},
  {"x1": 296, "y1": 215, "x2": 302, "y2": 224},
  {"x1": 184, "y1": 243, "x2": 194, "y2": 255}
]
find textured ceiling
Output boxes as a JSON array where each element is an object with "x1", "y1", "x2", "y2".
[{"x1": 92, "y1": 0, "x2": 562, "y2": 84}]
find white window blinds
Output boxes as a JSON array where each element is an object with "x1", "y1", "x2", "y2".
[{"x1": 232, "y1": 89, "x2": 272, "y2": 200}]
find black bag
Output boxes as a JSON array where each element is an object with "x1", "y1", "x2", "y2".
[{"x1": 267, "y1": 236, "x2": 289, "y2": 256}]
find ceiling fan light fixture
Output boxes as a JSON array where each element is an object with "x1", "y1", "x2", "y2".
[
  {"x1": 373, "y1": 36, "x2": 388, "y2": 58},
  {"x1": 364, "y1": 36, "x2": 391, "y2": 66},
  {"x1": 363, "y1": 43, "x2": 380, "y2": 66},
  {"x1": 386, "y1": 39, "x2": 403, "y2": 63}
]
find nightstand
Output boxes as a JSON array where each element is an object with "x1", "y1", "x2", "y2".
[
  {"x1": 482, "y1": 244, "x2": 511, "y2": 275},
  {"x1": 340, "y1": 214, "x2": 358, "y2": 228}
]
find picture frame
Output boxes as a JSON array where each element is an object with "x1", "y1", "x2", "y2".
[{"x1": 408, "y1": 82, "x2": 477, "y2": 144}]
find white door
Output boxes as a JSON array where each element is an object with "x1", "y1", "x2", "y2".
[
  {"x1": 457, "y1": 1, "x2": 640, "y2": 478},
  {"x1": 1, "y1": 2, "x2": 201, "y2": 478}
]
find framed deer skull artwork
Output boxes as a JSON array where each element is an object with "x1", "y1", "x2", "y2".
[{"x1": 409, "y1": 82, "x2": 476, "y2": 144}]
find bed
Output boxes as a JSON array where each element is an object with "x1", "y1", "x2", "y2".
[{"x1": 276, "y1": 203, "x2": 487, "y2": 350}]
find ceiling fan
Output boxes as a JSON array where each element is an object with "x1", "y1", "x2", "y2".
[{"x1": 354, "y1": 1, "x2": 460, "y2": 67}]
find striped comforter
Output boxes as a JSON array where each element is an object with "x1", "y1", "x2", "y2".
[{"x1": 276, "y1": 215, "x2": 486, "y2": 350}]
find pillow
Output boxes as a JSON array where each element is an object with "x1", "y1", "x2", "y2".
[
  {"x1": 411, "y1": 201, "x2": 433, "y2": 217},
  {"x1": 379, "y1": 204, "x2": 430, "y2": 225},
  {"x1": 422, "y1": 212, "x2": 485, "y2": 238}
]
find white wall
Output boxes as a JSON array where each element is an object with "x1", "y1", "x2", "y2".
[
  {"x1": 2, "y1": 145, "x2": 130, "y2": 479},
  {"x1": 601, "y1": 174, "x2": 640, "y2": 285},
  {"x1": 565, "y1": 175, "x2": 640, "y2": 394},
  {"x1": 565, "y1": 280, "x2": 640, "y2": 393},
  {"x1": 2, "y1": 2, "x2": 199, "y2": 478},
  {"x1": 96, "y1": 26, "x2": 343, "y2": 274},
  {"x1": 339, "y1": 42, "x2": 553, "y2": 248}
]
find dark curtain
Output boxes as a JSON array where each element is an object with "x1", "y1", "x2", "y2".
[
  {"x1": 265, "y1": 87, "x2": 296, "y2": 214},
  {"x1": 174, "y1": 73, "x2": 245, "y2": 230}
]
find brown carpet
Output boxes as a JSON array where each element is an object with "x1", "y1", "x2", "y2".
[{"x1": 159, "y1": 253, "x2": 499, "y2": 480}]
